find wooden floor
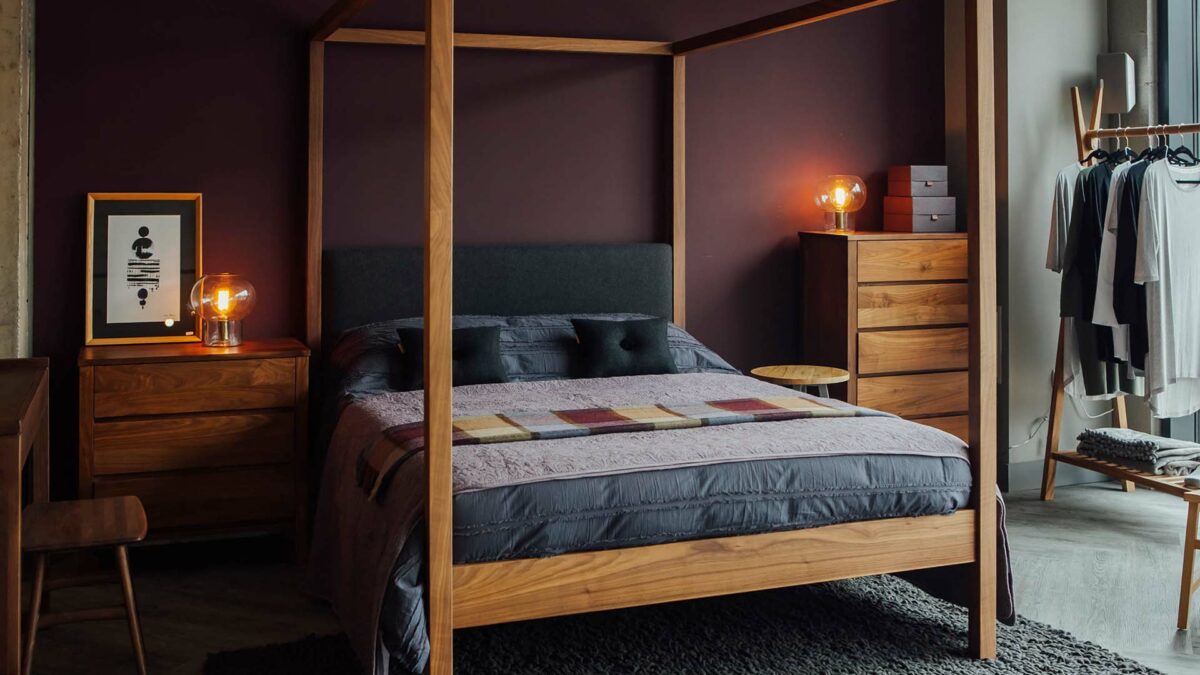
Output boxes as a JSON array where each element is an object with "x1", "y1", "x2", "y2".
[
  {"x1": 24, "y1": 483, "x2": 1200, "y2": 674},
  {"x1": 1008, "y1": 483, "x2": 1200, "y2": 675}
]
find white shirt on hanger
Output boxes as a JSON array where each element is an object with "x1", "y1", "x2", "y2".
[
  {"x1": 1134, "y1": 160, "x2": 1200, "y2": 418},
  {"x1": 1047, "y1": 163, "x2": 1083, "y2": 273},
  {"x1": 1093, "y1": 161, "x2": 1132, "y2": 363}
]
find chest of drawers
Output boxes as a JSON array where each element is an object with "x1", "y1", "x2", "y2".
[
  {"x1": 797, "y1": 231, "x2": 970, "y2": 440},
  {"x1": 78, "y1": 339, "x2": 309, "y2": 553}
]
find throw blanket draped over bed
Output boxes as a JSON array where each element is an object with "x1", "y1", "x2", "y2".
[{"x1": 359, "y1": 396, "x2": 881, "y2": 500}]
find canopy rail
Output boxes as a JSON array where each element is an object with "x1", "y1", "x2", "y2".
[
  {"x1": 671, "y1": 0, "x2": 895, "y2": 54},
  {"x1": 327, "y1": 28, "x2": 673, "y2": 55},
  {"x1": 310, "y1": 0, "x2": 377, "y2": 41}
]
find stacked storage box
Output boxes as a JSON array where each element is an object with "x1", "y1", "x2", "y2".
[{"x1": 884, "y1": 165, "x2": 956, "y2": 233}]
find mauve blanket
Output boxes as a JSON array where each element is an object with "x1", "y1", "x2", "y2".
[{"x1": 307, "y1": 373, "x2": 1012, "y2": 674}]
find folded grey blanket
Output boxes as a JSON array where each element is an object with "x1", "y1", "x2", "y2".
[
  {"x1": 1077, "y1": 427, "x2": 1200, "y2": 476},
  {"x1": 1187, "y1": 466, "x2": 1200, "y2": 488}
]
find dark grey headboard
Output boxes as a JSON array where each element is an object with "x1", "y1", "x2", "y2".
[{"x1": 322, "y1": 244, "x2": 673, "y2": 346}]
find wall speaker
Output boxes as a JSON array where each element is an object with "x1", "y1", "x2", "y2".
[{"x1": 1097, "y1": 52, "x2": 1136, "y2": 114}]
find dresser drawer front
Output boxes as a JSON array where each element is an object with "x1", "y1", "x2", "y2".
[
  {"x1": 93, "y1": 412, "x2": 294, "y2": 476},
  {"x1": 856, "y1": 371, "x2": 968, "y2": 417},
  {"x1": 858, "y1": 328, "x2": 969, "y2": 375},
  {"x1": 93, "y1": 466, "x2": 294, "y2": 532},
  {"x1": 857, "y1": 283, "x2": 968, "y2": 329},
  {"x1": 93, "y1": 358, "x2": 296, "y2": 418},
  {"x1": 916, "y1": 415, "x2": 969, "y2": 442},
  {"x1": 857, "y1": 240, "x2": 967, "y2": 283}
]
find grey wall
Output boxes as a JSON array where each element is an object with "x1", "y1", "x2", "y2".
[{"x1": 1005, "y1": 0, "x2": 1112, "y2": 491}]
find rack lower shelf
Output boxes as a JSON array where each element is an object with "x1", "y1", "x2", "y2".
[{"x1": 1050, "y1": 450, "x2": 1200, "y2": 499}]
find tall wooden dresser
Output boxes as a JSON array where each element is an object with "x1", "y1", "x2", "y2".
[
  {"x1": 78, "y1": 339, "x2": 309, "y2": 556},
  {"x1": 797, "y1": 230, "x2": 970, "y2": 441}
]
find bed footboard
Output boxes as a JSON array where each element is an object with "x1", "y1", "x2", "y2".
[{"x1": 452, "y1": 510, "x2": 976, "y2": 628}]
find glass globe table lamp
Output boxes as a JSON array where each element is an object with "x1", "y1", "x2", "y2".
[
  {"x1": 190, "y1": 274, "x2": 256, "y2": 347},
  {"x1": 814, "y1": 175, "x2": 867, "y2": 231}
]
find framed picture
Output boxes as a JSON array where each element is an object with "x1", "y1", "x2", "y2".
[{"x1": 85, "y1": 193, "x2": 203, "y2": 345}]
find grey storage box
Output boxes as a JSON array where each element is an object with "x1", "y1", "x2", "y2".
[
  {"x1": 883, "y1": 196, "x2": 957, "y2": 233},
  {"x1": 888, "y1": 165, "x2": 948, "y2": 197}
]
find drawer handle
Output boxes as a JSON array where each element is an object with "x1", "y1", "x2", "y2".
[
  {"x1": 925, "y1": 180, "x2": 935, "y2": 187},
  {"x1": 930, "y1": 214, "x2": 940, "y2": 221}
]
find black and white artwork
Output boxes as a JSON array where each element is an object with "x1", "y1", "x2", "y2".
[
  {"x1": 86, "y1": 194, "x2": 201, "y2": 345},
  {"x1": 105, "y1": 215, "x2": 182, "y2": 325}
]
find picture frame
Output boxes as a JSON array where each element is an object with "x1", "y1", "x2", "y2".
[{"x1": 85, "y1": 193, "x2": 203, "y2": 345}]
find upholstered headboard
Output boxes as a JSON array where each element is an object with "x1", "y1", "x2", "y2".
[{"x1": 322, "y1": 244, "x2": 674, "y2": 347}]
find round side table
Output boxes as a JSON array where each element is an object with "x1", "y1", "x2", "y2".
[{"x1": 750, "y1": 365, "x2": 850, "y2": 399}]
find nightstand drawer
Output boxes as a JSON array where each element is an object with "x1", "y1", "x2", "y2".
[
  {"x1": 93, "y1": 465, "x2": 294, "y2": 532},
  {"x1": 93, "y1": 412, "x2": 294, "y2": 475},
  {"x1": 93, "y1": 358, "x2": 296, "y2": 418},
  {"x1": 858, "y1": 328, "x2": 969, "y2": 375},
  {"x1": 856, "y1": 371, "x2": 968, "y2": 417},
  {"x1": 857, "y1": 283, "x2": 968, "y2": 329},
  {"x1": 857, "y1": 240, "x2": 967, "y2": 283}
]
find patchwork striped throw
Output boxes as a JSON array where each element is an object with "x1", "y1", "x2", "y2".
[{"x1": 357, "y1": 396, "x2": 874, "y2": 501}]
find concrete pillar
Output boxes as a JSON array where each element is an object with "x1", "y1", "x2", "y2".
[
  {"x1": 0, "y1": 0, "x2": 33, "y2": 358},
  {"x1": 1107, "y1": 0, "x2": 1157, "y2": 130}
]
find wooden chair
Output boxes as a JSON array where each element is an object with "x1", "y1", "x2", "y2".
[{"x1": 21, "y1": 495, "x2": 148, "y2": 675}]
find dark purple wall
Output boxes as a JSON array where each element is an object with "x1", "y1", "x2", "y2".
[{"x1": 34, "y1": 0, "x2": 944, "y2": 495}]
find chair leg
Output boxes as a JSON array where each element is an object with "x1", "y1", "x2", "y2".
[
  {"x1": 115, "y1": 546, "x2": 147, "y2": 675},
  {"x1": 1179, "y1": 502, "x2": 1199, "y2": 631},
  {"x1": 22, "y1": 554, "x2": 45, "y2": 675}
]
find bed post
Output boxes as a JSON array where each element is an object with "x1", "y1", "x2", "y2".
[
  {"x1": 424, "y1": 0, "x2": 455, "y2": 672},
  {"x1": 672, "y1": 55, "x2": 686, "y2": 327},
  {"x1": 965, "y1": 0, "x2": 998, "y2": 660},
  {"x1": 306, "y1": 41, "x2": 325, "y2": 353}
]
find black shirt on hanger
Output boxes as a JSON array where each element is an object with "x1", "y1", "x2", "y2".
[
  {"x1": 1060, "y1": 162, "x2": 1115, "y2": 360},
  {"x1": 1113, "y1": 160, "x2": 1150, "y2": 371}
]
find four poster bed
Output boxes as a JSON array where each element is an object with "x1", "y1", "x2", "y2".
[{"x1": 303, "y1": 1, "x2": 1000, "y2": 673}]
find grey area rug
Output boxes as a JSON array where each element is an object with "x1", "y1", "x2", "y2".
[{"x1": 204, "y1": 575, "x2": 1159, "y2": 675}]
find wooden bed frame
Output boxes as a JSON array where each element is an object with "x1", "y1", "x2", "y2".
[{"x1": 304, "y1": 1, "x2": 998, "y2": 672}]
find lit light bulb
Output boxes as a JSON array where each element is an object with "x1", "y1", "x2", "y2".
[
  {"x1": 833, "y1": 186, "x2": 848, "y2": 210},
  {"x1": 216, "y1": 289, "x2": 231, "y2": 316}
]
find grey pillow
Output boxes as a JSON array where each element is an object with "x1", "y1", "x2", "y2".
[{"x1": 329, "y1": 313, "x2": 739, "y2": 386}]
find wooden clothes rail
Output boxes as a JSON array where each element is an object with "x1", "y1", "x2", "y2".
[
  {"x1": 306, "y1": 0, "x2": 999, "y2": 672},
  {"x1": 1040, "y1": 81, "x2": 1200, "y2": 631}
]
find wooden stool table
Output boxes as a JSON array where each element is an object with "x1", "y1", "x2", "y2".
[
  {"x1": 750, "y1": 365, "x2": 850, "y2": 399},
  {"x1": 22, "y1": 496, "x2": 148, "y2": 675}
]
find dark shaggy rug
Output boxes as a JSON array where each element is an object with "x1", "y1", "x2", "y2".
[{"x1": 204, "y1": 575, "x2": 1160, "y2": 675}]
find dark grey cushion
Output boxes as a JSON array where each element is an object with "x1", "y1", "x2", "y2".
[
  {"x1": 394, "y1": 326, "x2": 508, "y2": 391},
  {"x1": 571, "y1": 318, "x2": 678, "y2": 378}
]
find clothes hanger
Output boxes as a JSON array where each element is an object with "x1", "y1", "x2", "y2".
[
  {"x1": 1136, "y1": 126, "x2": 1158, "y2": 162},
  {"x1": 1168, "y1": 127, "x2": 1199, "y2": 167},
  {"x1": 1113, "y1": 126, "x2": 1136, "y2": 164}
]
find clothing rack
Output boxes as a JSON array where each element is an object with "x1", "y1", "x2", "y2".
[{"x1": 1039, "y1": 81, "x2": 1200, "y2": 631}]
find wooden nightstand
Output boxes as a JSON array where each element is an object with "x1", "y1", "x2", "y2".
[{"x1": 77, "y1": 339, "x2": 309, "y2": 556}]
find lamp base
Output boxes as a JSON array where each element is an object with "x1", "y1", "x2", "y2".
[
  {"x1": 824, "y1": 212, "x2": 854, "y2": 231},
  {"x1": 201, "y1": 318, "x2": 243, "y2": 347}
]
